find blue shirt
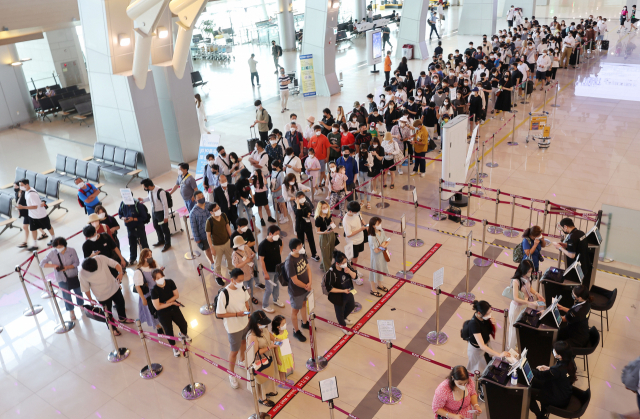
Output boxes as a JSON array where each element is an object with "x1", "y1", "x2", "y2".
[
  {"x1": 522, "y1": 237, "x2": 542, "y2": 270},
  {"x1": 203, "y1": 168, "x2": 220, "y2": 191},
  {"x1": 189, "y1": 204, "x2": 210, "y2": 242},
  {"x1": 335, "y1": 156, "x2": 358, "y2": 185},
  {"x1": 78, "y1": 183, "x2": 99, "y2": 207}
]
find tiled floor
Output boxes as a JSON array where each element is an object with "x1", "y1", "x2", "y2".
[{"x1": 1, "y1": 2, "x2": 640, "y2": 419}]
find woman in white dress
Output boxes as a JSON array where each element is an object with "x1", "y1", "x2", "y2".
[
  {"x1": 195, "y1": 94, "x2": 210, "y2": 135},
  {"x1": 506, "y1": 259, "x2": 545, "y2": 351}
]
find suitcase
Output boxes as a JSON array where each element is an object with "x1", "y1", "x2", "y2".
[
  {"x1": 247, "y1": 127, "x2": 259, "y2": 154},
  {"x1": 601, "y1": 40, "x2": 609, "y2": 50},
  {"x1": 83, "y1": 305, "x2": 107, "y2": 323},
  {"x1": 447, "y1": 206, "x2": 461, "y2": 223},
  {"x1": 167, "y1": 210, "x2": 183, "y2": 235},
  {"x1": 526, "y1": 80, "x2": 534, "y2": 95}
]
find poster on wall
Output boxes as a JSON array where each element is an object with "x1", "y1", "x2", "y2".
[
  {"x1": 195, "y1": 133, "x2": 221, "y2": 190},
  {"x1": 300, "y1": 54, "x2": 317, "y2": 97}
]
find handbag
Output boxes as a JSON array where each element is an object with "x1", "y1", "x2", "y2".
[
  {"x1": 502, "y1": 278, "x2": 525, "y2": 300},
  {"x1": 132, "y1": 268, "x2": 150, "y2": 295},
  {"x1": 377, "y1": 236, "x2": 391, "y2": 262},
  {"x1": 56, "y1": 252, "x2": 80, "y2": 289},
  {"x1": 436, "y1": 390, "x2": 464, "y2": 419},
  {"x1": 359, "y1": 214, "x2": 369, "y2": 244}
]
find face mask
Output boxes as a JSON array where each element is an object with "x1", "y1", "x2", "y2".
[
  {"x1": 309, "y1": 154, "x2": 315, "y2": 158},
  {"x1": 455, "y1": 383, "x2": 467, "y2": 391},
  {"x1": 258, "y1": 324, "x2": 268, "y2": 329},
  {"x1": 91, "y1": 221, "x2": 100, "y2": 229},
  {"x1": 315, "y1": 131, "x2": 321, "y2": 136},
  {"x1": 376, "y1": 225, "x2": 382, "y2": 231},
  {"x1": 255, "y1": 106, "x2": 260, "y2": 111},
  {"x1": 272, "y1": 234, "x2": 280, "y2": 241},
  {"x1": 97, "y1": 213, "x2": 106, "y2": 220},
  {"x1": 19, "y1": 186, "x2": 26, "y2": 191},
  {"x1": 322, "y1": 208, "x2": 329, "y2": 214},
  {"x1": 89, "y1": 235, "x2": 99, "y2": 242},
  {"x1": 156, "y1": 276, "x2": 166, "y2": 286},
  {"x1": 289, "y1": 181, "x2": 296, "y2": 186},
  {"x1": 483, "y1": 313, "x2": 492, "y2": 320},
  {"x1": 571, "y1": 294, "x2": 577, "y2": 300},
  {"x1": 339, "y1": 262, "x2": 348, "y2": 269},
  {"x1": 553, "y1": 349, "x2": 560, "y2": 359},
  {"x1": 239, "y1": 226, "x2": 248, "y2": 233},
  {"x1": 330, "y1": 167, "x2": 336, "y2": 172},
  {"x1": 56, "y1": 247, "x2": 65, "y2": 252},
  {"x1": 332, "y1": 128, "x2": 338, "y2": 133},
  {"x1": 208, "y1": 160, "x2": 215, "y2": 167},
  {"x1": 220, "y1": 182, "x2": 228, "y2": 188},
  {"x1": 343, "y1": 153, "x2": 350, "y2": 158},
  {"x1": 298, "y1": 198, "x2": 306, "y2": 204},
  {"x1": 238, "y1": 244, "x2": 245, "y2": 251},
  {"x1": 197, "y1": 198, "x2": 206, "y2": 204},
  {"x1": 270, "y1": 140, "x2": 277, "y2": 145},
  {"x1": 279, "y1": 323, "x2": 287, "y2": 330},
  {"x1": 298, "y1": 248, "x2": 306, "y2": 255},
  {"x1": 213, "y1": 210, "x2": 222, "y2": 217}
]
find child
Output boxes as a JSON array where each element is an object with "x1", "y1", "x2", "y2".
[
  {"x1": 272, "y1": 315, "x2": 295, "y2": 385},
  {"x1": 304, "y1": 148, "x2": 321, "y2": 197},
  {"x1": 329, "y1": 165, "x2": 348, "y2": 223}
]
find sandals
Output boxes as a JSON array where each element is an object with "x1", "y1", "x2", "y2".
[
  {"x1": 377, "y1": 286, "x2": 389, "y2": 293},
  {"x1": 370, "y1": 291, "x2": 383, "y2": 298},
  {"x1": 266, "y1": 392, "x2": 279, "y2": 397},
  {"x1": 367, "y1": 202, "x2": 371, "y2": 210},
  {"x1": 383, "y1": 184, "x2": 388, "y2": 188},
  {"x1": 252, "y1": 297, "x2": 259, "y2": 305},
  {"x1": 18, "y1": 242, "x2": 28, "y2": 249},
  {"x1": 38, "y1": 233, "x2": 48, "y2": 240},
  {"x1": 390, "y1": 184, "x2": 395, "y2": 189},
  {"x1": 259, "y1": 399, "x2": 275, "y2": 407},
  {"x1": 113, "y1": 329, "x2": 122, "y2": 337}
]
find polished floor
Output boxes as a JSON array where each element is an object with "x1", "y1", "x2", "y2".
[{"x1": 1, "y1": 2, "x2": 640, "y2": 419}]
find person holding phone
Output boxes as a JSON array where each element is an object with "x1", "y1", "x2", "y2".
[
  {"x1": 522, "y1": 225, "x2": 546, "y2": 273},
  {"x1": 507, "y1": 260, "x2": 545, "y2": 351},
  {"x1": 150, "y1": 269, "x2": 190, "y2": 357},
  {"x1": 367, "y1": 217, "x2": 389, "y2": 298},
  {"x1": 324, "y1": 250, "x2": 357, "y2": 333},
  {"x1": 432, "y1": 365, "x2": 482, "y2": 419},
  {"x1": 315, "y1": 200, "x2": 337, "y2": 272}
]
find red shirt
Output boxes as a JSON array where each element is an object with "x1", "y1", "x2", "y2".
[
  {"x1": 341, "y1": 132, "x2": 356, "y2": 151},
  {"x1": 307, "y1": 134, "x2": 330, "y2": 161}
]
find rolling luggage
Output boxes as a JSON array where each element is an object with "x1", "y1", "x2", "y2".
[
  {"x1": 247, "y1": 127, "x2": 259, "y2": 154},
  {"x1": 601, "y1": 40, "x2": 609, "y2": 50},
  {"x1": 447, "y1": 206, "x2": 461, "y2": 223}
]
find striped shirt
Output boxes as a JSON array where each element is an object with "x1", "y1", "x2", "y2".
[{"x1": 279, "y1": 74, "x2": 290, "y2": 91}]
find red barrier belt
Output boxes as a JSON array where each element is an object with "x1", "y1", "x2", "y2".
[{"x1": 469, "y1": 252, "x2": 518, "y2": 270}]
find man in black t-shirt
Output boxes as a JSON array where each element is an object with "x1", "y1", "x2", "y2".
[
  {"x1": 554, "y1": 218, "x2": 592, "y2": 286},
  {"x1": 382, "y1": 26, "x2": 392, "y2": 50},
  {"x1": 355, "y1": 124, "x2": 372, "y2": 155},
  {"x1": 81, "y1": 225, "x2": 125, "y2": 277},
  {"x1": 258, "y1": 225, "x2": 284, "y2": 312},
  {"x1": 319, "y1": 108, "x2": 335, "y2": 136},
  {"x1": 150, "y1": 270, "x2": 190, "y2": 357}
]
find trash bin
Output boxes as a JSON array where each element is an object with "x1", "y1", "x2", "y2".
[{"x1": 402, "y1": 44, "x2": 414, "y2": 60}]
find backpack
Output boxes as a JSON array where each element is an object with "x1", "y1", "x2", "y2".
[
  {"x1": 621, "y1": 356, "x2": 640, "y2": 390},
  {"x1": 461, "y1": 317, "x2": 477, "y2": 341},
  {"x1": 321, "y1": 268, "x2": 335, "y2": 296},
  {"x1": 213, "y1": 285, "x2": 247, "y2": 320},
  {"x1": 512, "y1": 238, "x2": 532, "y2": 263},
  {"x1": 157, "y1": 188, "x2": 173, "y2": 209},
  {"x1": 268, "y1": 113, "x2": 273, "y2": 130},
  {"x1": 275, "y1": 258, "x2": 290, "y2": 287},
  {"x1": 120, "y1": 201, "x2": 151, "y2": 225}
]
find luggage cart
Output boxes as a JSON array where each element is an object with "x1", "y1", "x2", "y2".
[
  {"x1": 525, "y1": 111, "x2": 550, "y2": 143},
  {"x1": 288, "y1": 72, "x2": 300, "y2": 96}
]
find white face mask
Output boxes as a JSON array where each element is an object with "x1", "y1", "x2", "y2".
[
  {"x1": 483, "y1": 313, "x2": 492, "y2": 320},
  {"x1": 272, "y1": 234, "x2": 280, "y2": 241},
  {"x1": 289, "y1": 181, "x2": 296, "y2": 186},
  {"x1": 298, "y1": 248, "x2": 306, "y2": 255},
  {"x1": 213, "y1": 210, "x2": 222, "y2": 217},
  {"x1": 78, "y1": 182, "x2": 86, "y2": 189},
  {"x1": 339, "y1": 262, "x2": 348, "y2": 269},
  {"x1": 91, "y1": 221, "x2": 100, "y2": 229},
  {"x1": 208, "y1": 160, "x2": 215, "y2": 167},
  {"x1": 322, "y1": 208, "x2": 329, "y2": 214},
  {"x1": 290, "y1": 128, "x2": 296, "y2": 132},
  {"x1": 238, "y1": 244, "x2": 245, "y2": 251},
  {"x1": 156, "y1": 276, "x2": 166, "y2": 287},
  {"x1": 332, "y1": 128, "x2": 338, "y2": 133},
  {"x1": 455, "y1": 383, "x2": 467, "y2": 391},
  {"x1": 298, "y1": 198, "x2": 306, "y2": 204},
  {"x1": 330, "y1": 167, "x2": 336, "y2": 172},
  {"x1": 98, "y1": 213, "x2": 106, "y2": 220},
  {"x1": 376, "y1": 224, "x2": 382, "y2": 231},
  {"x1": 19, "y1": 186, "x2": 26, "y2": 191},
  {"x1": 220, "y1": 182, "x2": 228, "y2": 188},
  {"x1": 279, "y1": 323, "x2": 287, "y2": 330},
  {"x1": 239, "y1": 226, "x2": 248, "y2": 233},
  {"x1": 259, "y1": 324, "x2": 268, "y2": 329},
  {"x1": 89, "y1": 235, "x2": 99, "y2": 242},
  {"x1": 315, "y1": 131, "x2": 321, "y2": 136},
  {"x1": 270, "y1": 140, "x2": 277, "y2": 145},
  {"x1": 553, "y1": 349, "x2": 560, "y2": 359},
  {"x1": 56, "y1": 247, "x2": 65, "y2": 252}
]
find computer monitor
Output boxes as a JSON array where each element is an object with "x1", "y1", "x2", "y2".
[
  {"x1": 192, "y1": 34, "x2": 203, "y2": 44},
  {"x1": 584, "y1": 224, "x2": 602, "y2": 246},
  {"x1": 520, "y1": 358, "x2": 534, "y2": 386},
  {"x1": 564, "y1": 258, "x2": 584, "y2": 283},
  {"x1": 552, "y1": 306, "x2": 562, "y2": 328}
]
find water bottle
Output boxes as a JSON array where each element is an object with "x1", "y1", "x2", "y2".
[{"x1": 511, "y1": 370, "x2": 518, "y2": 385}]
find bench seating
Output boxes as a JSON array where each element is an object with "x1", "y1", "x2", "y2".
[
  {"x1": 0, "y1": 194, "x2": 19, "y2": 236},
  {"x1": 42, "y1": 155, "x2": 107, "y2": 198},
  {"x1": 0, "y1": 168, "x2": 67, "y2": 217},
  {"x1": 88, "y1": 143, "x2": 142, "y2": 187},
  {"x1": 73, "y1": 101, "x2": 93, "y2": 126}
]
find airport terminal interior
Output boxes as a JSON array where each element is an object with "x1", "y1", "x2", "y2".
[{"x1": 1, "y1": 0, "x2": 640, "y2": 418}]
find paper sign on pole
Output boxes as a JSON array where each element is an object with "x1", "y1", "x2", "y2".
[
  {"x1": 120, "y1": 188, "x2": 135, "y2": 206},
  {"x1": 319, "y1": 376, "x2": 339, "y2": 402},
  {"x1": 401, "y1": 214, "x2": 406, "y2": 233},
  {"x1": 412, "y1": 189, "x2": 418, "y2": 204},
  {"x1": 377, "y1": 319, "x2": 396, "y2": 341},
  {"x1": 195, "y1": 133, "x2": 221, "y2": 189},
  {"x1": 345, "y1": 243, "x2": 354, "y2": 261},
  {"x1": 433, "y1": 267, "x2": 444, "y2": 289},
  {"x1": 467, "y1": 230, "x2": 473, "y2": 251},
  {"x1": 306, "y1": 289, "x2": 315, "y2": 314}
]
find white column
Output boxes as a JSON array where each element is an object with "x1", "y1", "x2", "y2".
[
  {"x1": 277, "y1": 0, "x2": 296, "y2": 51},
  {"x1": 0, "y1": 44, "x2": 35, "y2": 130},
  {"x1": 44, "y1": 27, "x2": 89, "y2": 88},
  {"x1": 301, "y1": 0, "x2": 341, "y2": 96},
  {"x1": 460, "y1": 0, "x2": 498, "y2": 37},
  {"x1": 354, "y1": 0, "x2": 366, "y2": 22},
  {"x1": 395, "y1": 0, "x2": 429, "y2": 60}
]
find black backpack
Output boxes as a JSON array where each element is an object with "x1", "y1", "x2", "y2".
[
  {"x1": 213, "y1": 286, "x2": 247, "y2": 320},
  {"x1": 268, "y1": 113, "x2": 273, "y2": 130},
  {"x1": 275, "y1": 255, "x2": 291, "y2": 287},
  {"x1": 157, "y1": 188, "x2": 173, "y2": 209},
  {"x1": 461, "y1": 316, "x2": 479, "y2": 341},
  {"x1": 119, "y1": 201, "x2": 151, "y2": 225}
]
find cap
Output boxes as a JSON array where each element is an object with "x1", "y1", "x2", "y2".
[
  {"x1": 250, "y1": 310, "x2": 272, "y2": 326},
  {"x1": 88, "y1": 213, "x2": 100, "y2": 223},
  {"x1": 472, "y1": 87, "x2": 479, "y2": 92},
  {"x1": 233, "y1": 235, "x2": 247, "y2": 248},
  {"x1": 307, "y1": 116, "x2": 315, "y2": 124},
  {"x1": 370, "y1": 122, "x2": 376, "y2": 127},
  {"x1": 399, "y1": 116, "x2": 409, "y2": 123},
  {"x1": 353, "y1": 101, "x2": 361, "y2": 108}
]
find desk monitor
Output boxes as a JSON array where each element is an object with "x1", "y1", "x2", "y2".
[
  {"x1": 539, "y1": 295, "x2": 561, "y2": 321},
  {"x1": 552, "y1": 306, "x2": 562, "y2": 328},
  {"x1": 584, "y1": 225, "x2": 602, "y2": 246},
  {"x1": 520, "y1": 359, "x2": 534, "y2": 386},
  {"x1": 564, "y1": 258, "x2": 584, "y2": 283},
  {"x1": 192, "y1": 34, "x2": 203, "y2": 44}
]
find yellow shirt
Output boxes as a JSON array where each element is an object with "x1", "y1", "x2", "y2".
[{"x1": 413, "y1": 126, "x2": 430, "y2": 153}]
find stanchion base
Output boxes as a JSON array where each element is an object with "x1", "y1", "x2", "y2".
[
  {"x1": 107, "y1": 347, "x2": 130, "y2": 363},
  {"x1": 140, "y1": 363, "x2": 163, "y2": 379},
  {"x1": 402, "y1": 185, "x2": 415, "y2": 191},
  {"x1": 426, "y1": 331, "x2": 448, "y2": 345},
  {"x1": 486, "y1": 162, "x2": 499, "y2": 168},
  {"x1": 503, "y1": 229, "x2": 520, "y2": 238},
  {"x1": 473, "y1": 258, "x2": 492, "y2": 267},
  {"x1": 431, "y1": 213, "x2": 447, "y2": 221},
  {"x1": 376, "y1": 202, "x2": 390, "y2": 209},
  {"x1": 550, "y1": 104, "x2": 560, "y2": 108},
  {"x1": 469, "y1": 178, "x2": 483, "y2": 184},
  {"x1": 396, "y1": 270, "x2": 414, "y2": 279},
  {"x1": 40, "y1": 291, "x2": 57, "y2": 299},
  {"x1": 54, "y1": 321, "x2": 75, "y2": 334},
  {"x1": 249, "y1": 413, "x2": 272, "y2": 419},
  {"x1": 487, "y1": 226, "x2": 503, "y2": 235},
  {"x1": 461, "y1": 220, "x2": 476, "y2": 227},
  {"x1": 507, "y1": 142, "x2": 518, "y2": 146},
  {"x1": 377, "y1": 386, "x2": 402, "y2": 405},
  {"x1": 457, "y1": 292, "x2": 476, "y2": 301},
  {"x1": 598, "y1": 257, "x2": 614, "y2": 263},
  {"x1": 184, "y1": 251, "x2": 201, "y2": 260},
  {"x1": 23, "y1": 305, "x2": 43, "y2": 317},
  {"x1": 182, "y1": 382, "x2": 206, "y2": 400},
  {"x1": 306, "y1": 356, "x2": 328, "y2": 372},
  {"x1": 200, "y1": 304, "x2": 214, "y2": 315},
  {"x1": 408, "y1": 238, "x2": 424, "y2": 247},
  {"x1": 352, "y1": 302, "x2": 363, "y2": 313},
  {"x1": 479, "y1": 172, "x2": 488, "y2": 178}
]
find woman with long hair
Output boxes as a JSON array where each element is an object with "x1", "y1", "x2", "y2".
[
  {"x1": 236, "y1": 168, "x2": 255, "y2": 227},
  {"x1": 432, "y1": 365, "x2": 483, "y2": 419},
  {"x1": 134, "y1": 249, "x2": 165, "y2": 334},
  {"x1": 336, "y1": 105, "x2": 347, "y2": 125},
  {"x1": 522, "y1": 225, "x2": 546, "y2": 273},
  {"x1": 405, "y1": 70, "x2": 415, "y2": 97},
  {"x1": 324, "y1": 250, "x2": 357, "y2": 333},
  {"x1": 384, "y1": 100, "x2": 401, "y2": 132},
  {"x1": 506, "y1": 259, "x2": 545, "y2": 350},
  {"x1": 251, "y1": 169, "x2": 275, "y2": 226},
  {"x1": 293, "y1": 191, "x2": 320, "y2": 262},
  {"x1": 556, "y1": 285, "x2": 593, "y2": 348},
  {"x1": 367, "y1": 216, "x2": 389, "y2": 298},
  {"x1": 245, "y1": 310, "x2": 279, "y2": 406},
  {"x1": 315, "y1": 200, "x2": 337, "y2": 272},
  {"x1": 529, "y1": 341, "x2": 577, "y2": 419},
  {"x1": 194, "y1": 93, "x2": 210, "y2": 134},
  {"x1": 467, "y1": 300, "x2": 510, "y2": 380},
  {"x1": 494, "y1": 71, "x2": 514, "y2": 118},
  {"x1": 282, "y1": 172, "x2": 310, "y2": 229}
]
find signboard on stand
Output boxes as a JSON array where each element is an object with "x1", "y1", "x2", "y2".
[
  {"x1": 195, "y1": 133, "x2": 221, "y2": 189},
  {"x1": 433, "y1": 267, "x2": 444, "y2": 289},
  {"x1": 300, "y1": 54, "x2": 317, "y2": 97}
]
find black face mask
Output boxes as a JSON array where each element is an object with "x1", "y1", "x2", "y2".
[
  {"x1": 144, "y1": 188, "x2": 150, "y2": 192},
  {"x1": 220, "y1": 152, "x2": 226, "y2": 157}
]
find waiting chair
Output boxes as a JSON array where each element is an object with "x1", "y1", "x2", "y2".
[
  {"x1": 573, "y1": 326, "x2": 600, "y2": 389},
  {"x1": 589, "y1": 285, "x2": 617, "y2": 347},
  {"x1": 191, "y1": 71, "x2": 208, "y2": 88},
  {"x1": 73, "y1": 101, "x2": 93, "y2": 126},
  {"x1": 0, "y1": 195, "x2": 19, "y2": 236},
  {"x1": 545, "y1": 387, "x2": 590, "y2": 418}
]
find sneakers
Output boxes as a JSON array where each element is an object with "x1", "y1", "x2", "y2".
[
  {"x1": 342, "y1": 329, "x2": 353, "y2": 336},
  {"x1": 301, "y1": 321, "x2": 310, "y2": 330},
  {"x1": 256, "y1": 282, "x2": 266, "y2": 290},
  {"x1": 216, "y1": 277, "x2": 225, "y2": 286},
  {"x1": 279, "y1": 215, "x2": 288, "y2": 224},
  {"x1": 262, "y1": 306, "x2": 275, "y2": 313},
  {"x1": 310, "y1": 255, "x2": 320, "y2": 262},
  {"x1": 129, "y1": 259, "x2": 137, "y2": 266},
  {"x1": 261, "y1": 218, "x2": 266, "y2": 226},
  {"x1": 397, "y1": 169, "x2": 403, "y2": 175},
  {"x1": 229, "y1": 375, "x2": 239, "y2": 389},
  {"x1": 173, "y1": 348, "x2": 182, "y2": 357},
  {"x1": 355, "y1": 278, "x2": 364, "y2": 286},
  {"x1": 274, "y1": 300, "x2": 285, "y2": 308},
  {"x1": 267, "y1": 216, "x2": 276, "y2": 223},
  {"x1": 237, "y1": 360, "x2": 245, "y2": 367},
  {"x1": 69, "y1": 310, "x2": 77, "y2": 321},
  {"x1": 344, "y1": 318, "x2": 354, "y2": 325},
  {"x1": 27, "y1": 246, "x2": 38, "y2": 251},
  {"x1": 420, "y1": 173, "x2": 426, "y2": 178},
  {"x1": 179, "y1": 332, "x2": 192, "y2": 342},
  {"x1": 293, "y1": 330, "x2": 307, "y2": 342}
]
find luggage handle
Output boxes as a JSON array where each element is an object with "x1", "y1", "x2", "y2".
[{"x1": 250, "y1": 125, "x2": 257, "y2": 138}]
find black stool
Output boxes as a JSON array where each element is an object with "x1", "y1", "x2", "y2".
[
  {"x1": 573, "y1": 327, "x2": 600, "y2": 388},
  {"x1": 589, "y1": 285, "x2": 617, "y2": 347},
  {"x1": 545, "y1": 387, "x2": 591, "y2": 418}
]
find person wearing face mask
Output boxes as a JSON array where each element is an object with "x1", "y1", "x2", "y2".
[
  {"x1": 286, "y1": 238, "x2": 312, "y2": 341},
  {"x1": 314, "y1": 200, "x2": 337, "y2": 272},
  {"x1": 327, "y1": 163, "x2": 348, "y2": 220},
  {"x1": 553, "y1": 218, "x2": 592, "y2": 285},
  {"x1": 82, "y1": 224, "x2": 126, "y2": 280},
  {"x1": 258, "y1": 225, "x2": 285, "y2": 313},
  {"x1": 212, "y1": 174, "x2": 239, "y2": 230},
  {"x1": 40, "y1": 237, "x2": 83, "y2": 321},
  {"x1": 139, "y1": 178, "x2": 171, "y2": 251},
  {"x1": 556, "y1": 285, "x2": 593, "y2": 348},
  {"x1": 293, "y1": 191, "x2": 320, "y2": 262},
  {"x1": 251, "y1": 99, "x2": 270, "y2": 142},
  {"x1": 493, "y1": 71, "x2": 513, "y2": 117},
  {"x1": 534, "y1": 49, "x2": 551, "y2": 90},
  {"x1": 168, "y1": 162, "x2": 198, "y2": 213},
  {"x1": 245, "y1": 310, "x2": 279, "y2": 405},
  {"x1": 74, "y1": 177, "x2": 101, "y2": 215},
  {"x1": 529, "y1": 341, "x2": 577, "y2": 419},
  {"x1": 339, "y1": 123, "x2": 356, "y2": 154},
  {"x1": 87, "y1": 212, "x2": 110, "y2": 241},
  {"x1": 214, "y1": 146, "x2": 232, "y2": 183},
  {"x1": 432, "y1": 365, "x2": 482, "y2": 419},
  {"x1": 336, "y1": 145, "x2": 358, "y2": 197},
  {"x1": 467, "y1": 300, "x2": 511, "y2": 382},
  {"x1": 271, "y1": 315, "x2": 295, "y2": 381},
  {"x1": 231, "y1": 217, "x2": 260, "y2": 278},
  {"x1": 232, "y1": 235, "x2": 260, "y2": 306},
  {"x1": 284, "y1": 122, "x2": 303, "y2": 158},
  {"x1": 302, "y1": 149, "x2": 319, "y2": 198},
  {"x1": 203, "y1": 155, "x2": 220, "y2": 202},
  {"x1": 194, "y1": 93, "x2": 210, "y2": 134},
  {"x1": 468, "y1": 88, "x2": 484, "y2": 128},
  {"x1": 560, "y1": 32, "x2": 575, "y2": 69},
  {"x1": 205, "y1": 202, "x2": 235, "y2": 285},
  {"x1": 367, "y1": 217, "x2": 390, "y2": 298},
  {"x1": 411, "y1": 119, "x2": 433, "y2": 177},
  {"x1": 150, "y1": 269, "x2": 190, "y2": 357},
  {"x1": 325, "y1": 122, "x2": 341, "y2": 162},
  {"x1": 283, "y1": 173, "x2": 311, "y2": 228},
  {"x1": 94, "y1": 204, "x2": 120, "y2": 244},
  {"x1": 265, "y1": 134, "x2": 284, "y2": 173},
  {"x1": 380, "y1": 132, "x2": 401, "y2": 188},
  {"x1": 251, "y1": 169, "x2": 276, "y2": 226},
  {"x1": 342, "y1": 201, "x2": 367, "y2": 284},
  {"x1": 506, "y1": 259, "x2": 545, "y2": 350},
  {"x1": 324, "y1": 250, "x2": 357, "y2": 333},
  {"x1": 368, "y1": 138, "x2": 385, "y2": 191},
  {"x1": 133, "y1": 248, "x2": 165, "y2": 335},
  {"x1": 307, "y1": 125, "x2": 331, "y2": 186},
  {"x1": 14, "y1": 182, "x2": 47, "y2": 250},
  {"x1": 188, "y1": 190, "x2": 215, "y2": 266}
]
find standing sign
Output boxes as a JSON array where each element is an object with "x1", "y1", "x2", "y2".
[
  {"x1": 401, "y1": 214, "x2": 406, "y2": 233},
  {"x1": 195, "y1": 133, "x2": 221, "y2": 189},
  {"x1": 300, "y1": 54, "x2": 317, "y2": 97},
  {"x1": 412, "y1": 189, "x2": 418, "y2": 205},
  {"x1": 319, "y1": 377, "x2": 339, "y2": 402},
  {"x1": 120, "y1": 188, "x2": 135, "y2": 206},
  {"x1": 433, "y1": 267, "x2": 444, "y2": 289},
  {"x1": 377, "y1": 320, "x2": 397, "y2": 341}
]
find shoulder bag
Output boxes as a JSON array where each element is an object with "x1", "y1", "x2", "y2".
[
  {"x1": 436, "y1": 389, "x2": 465, "y2": 419},
  {"x1": 358, "y1": 214, "x2": 369, "y2": 244},
  {"x1": 376, "y1": 235, "x2": 391, "y2": 262},
  {"x1": 502, "y1": 277, "x2": 526, "y2": 300},
  {"x1": 132, "y1": 268, "x2": 150, "y2": 295},
  {"x1": 56, "y1": 252, "x2": 80, "y2": 289}
]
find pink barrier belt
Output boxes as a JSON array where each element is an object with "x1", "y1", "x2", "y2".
[
  {"x1": 194, "y1": 352, "x2": 249, "y2": 382},
  {"x1": 469, "y1": 252, "x2": 518, "y2": 270}
]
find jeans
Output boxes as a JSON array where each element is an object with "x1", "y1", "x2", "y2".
[
  {"x1": 153, "y1": 211, "x2": 171, "y2": 246},
  {"x1": 157, "y1": 306, "x2": 188, "y2": 346},
  {"x1": 98, "y1": 288, "x2": 127, "y2": 331},
  {"x1": 359, "y1": 172, "x2": 372, "y2": 202},
  {"x1": 127, "y1": 226, "x2": 149, "y2": 262},
  {"x1": 262, "y1": 271, "x2": 280, "y2": 308},
  {"x1": 251, "y1": 71, "x2": 260, "y2": 86},
  {"x1": 273, "y1": 56, "x2": 281, "y2": 70},
  {"x1": 413, "y1": 151, "x2": 427, "y2": 173},
  {"x1": 58, "y1": 280, "x2": 84, "y2": 311},
  {"x1": 185, "y1": 199, "x2": 195, "y2": 213},
  {"x1": 429, "y1": 24, "x2": 439, "y2": 38},
  {"x1": 334, "y1": 293, "x2": 356, "y2": 327},
  {"x1": 383, "y1": 37, "x2": 392, "y2": 50}
]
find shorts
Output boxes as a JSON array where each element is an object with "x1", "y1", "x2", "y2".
[
  {"x1": 545, "y1": 70, "x2": 552, "y2": 77},
  {"x1": 318, "y1": 159, "x2": 326, "y2": 173},
  {"x1": 228, "y1": 324, "x2": 250, "y2": 352},
  {"x1": 30, "y1": 216, "x2": 51, "y2": 231},
  {"x1": 22, "y1": 214, "x2": 30, "y2": 226},
  {"x1": 197, "y1": 240, "x2": 210, "y2": 251},
  {"x1": 596, "y1": 34, "x2": 604, "y2": 41},
  {"x1": 352, "y1": 240, "x2": 365, "y2": 258},
  {"x1": 536, "y1": 70, "x2": 546, "y2": 80},
  {"x1": 288, "y1": 288, "x2": 310, "y2": 310},
  {"x1": 383, "y1": 158, "x2": 397, "y2": 171},
  {"x1": 254, "y1": 191, "x2": 269, "y2": 207}
]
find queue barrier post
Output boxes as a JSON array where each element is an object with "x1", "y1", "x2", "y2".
[
  {"x1": 461, "y1": 183, "x2": 475, "y2": 227},
  {"x1": 376, "y1": 172, "x2": 389, "y2": 209},
  {"x1": 551, "y1": 81, "x2": 560, "y2": 108},
  {"x1": 249, "y1": 366, "x2": 271, "y2": 419},
  {"x1": 507, "y1": 112, "x2": 518, "y2": 146},
  {"x1": 16, "y1": 266, "x2": 43, "y2": 317},
  {"x1": 377, "y1": 340, "x2": 402, "y2": 404},
  {"x1": 502, "y1": 308, "x2": 509, "y2": 352},
  {"x1": 459, "y1": 249, "x2": 476, "y2": 301},
  {"x1": 306, "y1": 312, "x2": 328, "y2": 372},
  {"x1": 487, "y1": 189, "x2": 503, "y2": 235},
  {"x1": 397, "y1": 214, "x2": 413, "y2": 279},
  {"x1": 486, "y1": 134, "x2": 498, "y2": 168},
  {"x1": 47, "y1": 279, "x2": 75, "y2": 334},
  {"x1": 479, "y1": 141, "x2": 487, "y2": 179},
  {"x1": 183, "y1": 215, "x2": 201, "y2": 260},
  {"x1": 503, "y1": 196, "x2": 519, "y2": 238},
  {"x1": 543, "y1": 86, "x2": 548, "y2": 113},
  {"x1": 328, "y1": 400, "x2": 336, "y2": 419},
  {"x1": 473, "y1": 220, "x2": 492, "y2": 267},
  {"x1": 426, "y1": 288, "x2": 448, "y2": 345},
  {"x1": 409, "y1": 200, "x2": 424, "y2": 248},
  {"x1": 197, "y1": 264, "x2": 215, "y2": 315},
  {"x1": 181, "y1": 338, "x2": 206, "y2": 399},
  {"x1": 104, "y1": 304, "x2": 130, "y2": 363},
  {"x1": 136, "y1": 319, "x2": 163, "y2": 379},
  {"x1": 402, "y1": 156, "x2": 415, "y2": 191},
  {"x1": 542, "y1": 200, "x2": 549, "y2": 234},
  {"x1": 33, "y1": 251, "x2": 55, "y2": 300},
  {"x1": 432, "y1": 180, "x2": 447, "y2": 221}
]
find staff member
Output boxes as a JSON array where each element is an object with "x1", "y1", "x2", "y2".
[
  {"x1": 553, "y1": 218, "x2": 592, "y2": 286},
  {"x1": 467, "y1": 300, "x2": 510, "y2": 380},
  {"x1": 529, "y1": 341, "x2": 577, "y2": 419},
  {"x1": 556, "y1": 285, "x2": 592, "y2": 348}
]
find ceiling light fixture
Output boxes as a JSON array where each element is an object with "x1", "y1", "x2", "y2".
[{"x1": 118, "y1": 34, "x2": 131, "y2": 46}]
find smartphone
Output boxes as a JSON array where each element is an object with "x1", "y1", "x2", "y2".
[
  {"x1": 175, "y1": 301, "x2": 185, "y2": 307},
  {"x1": 243, "y1": 311, "x2": 251, "y2": 315},
  {"x1": 384, "y1": 237, "x2": 391, "y2": 242},
  {"x1": 274, "y1": 341, "x2": 283, "y2": 346}
]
